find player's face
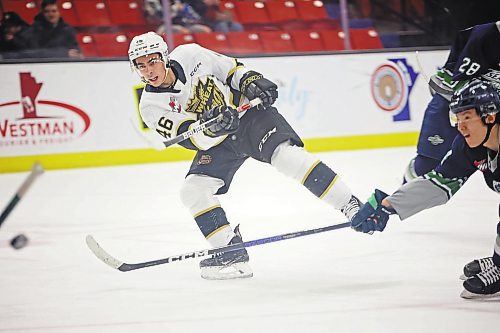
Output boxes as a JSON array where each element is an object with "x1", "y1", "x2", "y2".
[
  {"x1": 43, "y1": 4, "x2": 60, "y2": 25},
  {"x1": 456, "y1": 109, "x2": 487, "y2": 148},
  {"x1": 135, "y1": 54, "x2": 166, "y2": 87}
]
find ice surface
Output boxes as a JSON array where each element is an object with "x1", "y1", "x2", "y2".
[{"x1": 0, "y1": 147, "x2": 498, "y2": 333}]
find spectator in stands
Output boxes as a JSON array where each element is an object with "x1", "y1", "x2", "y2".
[
  {"x1": 0, "y1": 12, "x2": 31, "y2": 59},
  {"x1": 28, "y1": 0, "x2": 81, "y2": 58},
  {"x1": 145, "y1": 0, "x2": 212, "y2": 35},
  {"x1": 187, "y1": 0, "x2": 244, "y2": 33}
]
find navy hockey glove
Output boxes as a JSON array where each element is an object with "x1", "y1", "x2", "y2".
[
  {"x1": 239, "y1": 71, "x2": 278, "y2": 108},
  {"x1": 202, "y1": 105, "x2": 240, "y2": 138},
  {"x1": 351, "y1": 189, "x2": 396, "y2": 234},
  {"x1": 445, "y1": 22, "x2": 500, "y2": 81}
]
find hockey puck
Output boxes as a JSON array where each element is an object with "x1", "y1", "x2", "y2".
[{"x1": 10, "y1": 234, "x2": 28, "y2": 250}]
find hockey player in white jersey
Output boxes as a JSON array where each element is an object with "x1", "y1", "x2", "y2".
[
  {"x1": 351, "y1": 80, "x2": 500, "y2": 299},
  {"x1": 128, "y1": 32, "x2": 360, "y2": 280}
]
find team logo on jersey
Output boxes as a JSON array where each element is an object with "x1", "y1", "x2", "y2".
[
  {"x1": 493, "y1": 181, "x2": 500, "y2": 192},
  {"x1": 187, "y1": 78, "x2": 225, "y2": 114},
  {"x1": 371, "y1": 58, "x2": 419, "y2": 121},
  {"x1": 427, "y1": 135, "x2": 444, "y2": 146},
  {"x1": 169, "y1": 97, "x2": 181, "y2": 113},
  {"x1": 198, "y1": 154, "x2": 212, "y2": 165},
  {"x1": 474, "y1": 159, "x2": 487, "y2": 172},
  {"x1": 0, "y1": 72, "x2": 91, "y2": 148}
]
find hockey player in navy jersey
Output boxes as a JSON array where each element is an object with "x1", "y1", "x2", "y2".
[
  {"x1": 352, "y1": 80, "x2": 500, "y2": 299},
  {"x1": 404, "y1": 21, "x2": 500, "y2": 184},
  {"x1": 128, "y1": 32, "x2": 360, "y2": 280}
]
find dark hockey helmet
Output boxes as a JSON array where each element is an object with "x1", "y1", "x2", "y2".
[{"x1": 449, "y1": 79, "x2": 500, "y2": 126}]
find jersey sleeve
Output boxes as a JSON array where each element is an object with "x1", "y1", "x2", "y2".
[
  {"x1": 444, "y1": 21, "x2": 500, "y2": 81},
  {"x1": 387, "y1": 135, "x2": 477, "y2": 220},
  {"x1": 430, "y1": 21, "x2": 500, "y2": 99},
  {"x1": 140, "y1": 103, "x2": 225, "y2": 151}
]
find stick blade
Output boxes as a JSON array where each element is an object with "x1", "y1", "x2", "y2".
[{"x1": 85, "y1": 235, "x2": 124, "y2": 270}]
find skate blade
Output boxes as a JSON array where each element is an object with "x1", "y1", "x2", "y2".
[
  {"x1": 460, "y1": 289, "x2": 500, "y2": 300},
  {"x1": 201, "y1": 262, "x2": 253, "y2": 280}
]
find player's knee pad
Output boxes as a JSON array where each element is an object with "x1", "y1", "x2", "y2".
[
  {"x1": 271, "y1": 141, "x2": 351, "y2": 209},
  {"x1": 271, "y1": 141, "x2": 319, "y2": 180},
  {"x1": 179, "y1": 174, "x2": 224, "y2": 216}
]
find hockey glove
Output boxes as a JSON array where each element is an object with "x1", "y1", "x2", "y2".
[
  {"x1": 239, "y1": 71, "x2": 278, "y2": 109},
  {"x1": 202, "y1": 105, "x2": 240, "y2": 138},
  {"x1": 351, "y1": 189, "x2": 396, "y2": 234}
]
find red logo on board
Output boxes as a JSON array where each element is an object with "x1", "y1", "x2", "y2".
[{"x1": 0, "y1": 73, "x2": 91, "y2": 147}]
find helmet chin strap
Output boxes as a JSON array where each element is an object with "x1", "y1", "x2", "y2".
[
  {"x1": 160, "y1": 66, "x2": 170, "y2": 87},
  {"x1": 480, "y1": 123, "x2": 494, "y2": 146}
]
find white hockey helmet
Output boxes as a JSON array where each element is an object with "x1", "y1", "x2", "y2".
[{"x1": 128, "y1": 31, "x2": 169, "y2": 66}]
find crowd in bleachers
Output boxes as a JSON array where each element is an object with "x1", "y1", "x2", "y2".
[{"x1": 1, "y1": 0, "x2": 389, "y2": 60}]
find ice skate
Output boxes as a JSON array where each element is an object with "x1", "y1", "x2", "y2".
[
  {"x1": 341, "y1": 195, "x2": 361, "y2": 222},
  {"x1": 460, "y1": 257, "x2": 494, "y2": 280},
  {"x1": 200, "y1": 225, "x2": 253, "y2": 280},
  {"x1": 460, "y1": 264, "x2": 500, "y2": 299}
]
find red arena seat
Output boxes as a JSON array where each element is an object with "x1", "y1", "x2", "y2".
[
  {"x1": 266, "y1": 0, "x2": 299, "y2": 24},
  {"x1": 93, "y1": 33, "x2": 129, "y2": 57},
  {"x1": 350, "y1": 28, "x2": 383, "y2": 50},
  {"x1": 318, "y1": 29, "x2": 345, "y2": 51},
  {"x1": 76, "y1": 33, "x2": 98, "y2": 57},
  {"x1": 233, "y1": 1, "x2": 271, "y2": 26},
  {"x1": 290, "y1": 30, "x2": 325, "y2": 52},
  {"x1": 107, "y1": 0, "x2": 145, "y2": 26},
  {"x1": 226, "y1": 31, "x2": 263, "y2": 55},
  {"x1": 295, "y1": 0, "x2": 329, "y2": 21},
  {"x1": 58, "y1": 1, "x2": 78, "y2": 26},
  {"x1": 2, "y1": 0, "x2": 39, "y2": 23},
  {"x1": 73, "y1": 0, "x2": 111, "y2": 27},
  {"x1": 259, "y1": 31, "x2": 294, "y2": 53},
  {"x1": 219, "y1": 0, "x2": 240, "y2": 22},
  {"x1": 194, "y1": 32, "x2": 232, "y2": 54},
  {"x1": 173, "y1": 33, "x2": 196, "y2": 48}
]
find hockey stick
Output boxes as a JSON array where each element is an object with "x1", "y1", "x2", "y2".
[
  {"x1": 132, "y1": 98, "x2": 262, "y2": 150},
  {"x1": 86, "y1": 221, "x2": 351, "y2": 272},
  {"x1": 0, "y1": 162, "x2": 44, "y2": 227}
]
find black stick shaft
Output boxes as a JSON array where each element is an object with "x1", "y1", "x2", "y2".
[
  {"x1": 0, "y1": 162, "x2": 44, "y2": 227},
  {"x1": 118, "y1": 222, "x2": 351, "y2": 271}
]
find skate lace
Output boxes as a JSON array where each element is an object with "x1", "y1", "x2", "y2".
[
  {"x1": 341, "y1": 196, "x2": 361, "y2": 221},
  {"x1": 478, "y1": 257, "x2": 494, "y2": 271},
  {"x1": 477, "y1": 265, "x2": 500, "y2": 285}
]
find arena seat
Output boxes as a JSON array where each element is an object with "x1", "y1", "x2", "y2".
[
  {"x1": 73, "y1": 0, "x2": 112, "y2": 27},
  {"x1": 318, "y1": 29, "x2": 345, "y2": 51},
  {"x1": 219, "y1": 0, "x2": 240, "y2": 22},
  {"x1": 233, "y1": 1, "x2": 271, "y2": 26},
  {"x1": 259, "y1": 31, "x2": 294, "y2": 53},
  {"x1": 58, "y1": 1, "x2": 78, "y2": 26},
  {"x1": 265, "y1": 0, "x2": 299, "y2": 25},
  {"x1": 226, "y1": 31, "x2": 263, "y2": 55},
  {"x1": 194, "y1": 32, "x2": 232, "y2": 54},
  {"x1": 2, "y1": 0, "x2": 39, "y2": 23},
  {"x1": 295, "y1": 0, "x2": 329, "y2": 21},
  {"x1": 349, "y1": 28, "x2": 383, "y2": 50},
  {"x1": 173, "y1": 33, "x2": 196, "y2": 48},
  {"x1": 290, "y1": 30, "x2": 324, "y2": 52},
  {"x1": 93, "y1": 33, "x2": 129, "y2": 57},
  {"x1": 76, "y1": 33, "x2": 98, "y2": 57},
  {"x1": 106, "y1": 0, "x2": 145, "y2": 26}
]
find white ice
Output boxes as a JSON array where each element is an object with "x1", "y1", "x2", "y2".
[{"x1": 0, "y1": 147, "x2": 499, "y2": 333}]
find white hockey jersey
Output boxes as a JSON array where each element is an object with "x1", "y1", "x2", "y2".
[{"x1": 139, "y1": 43, "x2": 252, "y2": 151}]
